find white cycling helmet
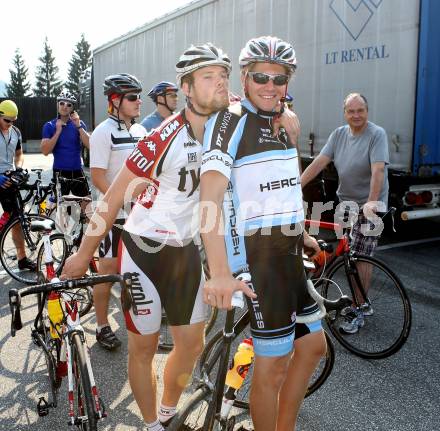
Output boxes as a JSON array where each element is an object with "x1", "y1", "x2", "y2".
[
  {"x1": 57, "y1": 89, "x2": 77, "y2": 104},
  {"x1": 176, "y1": 43, "x2": 232, "y2": 86},
  {"x1": 239, "y1": 36, "x2": 297, "y2": 73}
]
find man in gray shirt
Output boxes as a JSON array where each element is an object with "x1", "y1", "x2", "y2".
[{"x1": 301, "y1": 92, "x2": 389, "y2": 333}]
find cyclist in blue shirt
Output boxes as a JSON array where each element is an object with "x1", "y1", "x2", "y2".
[
  {"x1": 140, "y1": 81, "x2": 178, "y2": 132},
  {"x1": 41, "y1": 90, "x2": 91, "y2": 197}
]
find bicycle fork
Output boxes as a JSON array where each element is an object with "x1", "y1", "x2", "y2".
[{"x1": 65, "y1": 308, "x2": 106, "y2": 425}]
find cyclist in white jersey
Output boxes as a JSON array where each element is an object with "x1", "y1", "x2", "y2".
[
  {"x1": 62, "y1": 43, "x2": 248, "y2": 431},
  {"x1": 90, "y1": 74, "x2": 147, "y2": 350},
  {"x1": 200, "y1": 36, "x2": 326, "y2": 431}
]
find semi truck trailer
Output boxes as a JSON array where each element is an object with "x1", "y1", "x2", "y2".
[{"x1": 79, "y1": 0, "x2": 440, "y2": 223}]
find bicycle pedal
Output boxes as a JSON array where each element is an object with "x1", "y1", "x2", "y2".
[{"x1": 37, "y1": 397, "x2": 50, "y2": 416}]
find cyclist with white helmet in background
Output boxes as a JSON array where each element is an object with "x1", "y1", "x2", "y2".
[
  {"x1": 0, "y1": 100, "x2": 35, "y2": 271},
  {"x1": 41, "y1": 89, "x2": 91, "y2": 197},
  {"x1": 61, "y1": 43, "x2": 241, "y2": 431},
  {"x1": 140, "y1": 81, "x2": 179, "y2": 132},
  {"x1": 200, "y1": 36, "x2": 325, "y2": 430},
  {"x1": 90, "y1": 73, "x2": 147, "y2": 351}
]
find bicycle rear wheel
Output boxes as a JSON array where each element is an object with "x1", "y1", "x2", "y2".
[
  {"x1": 322, "y1": 255, "x2": 412, "y2": 359},
  {"x1": 36, "y1": 233, "x2": 93, "y2": 317},
  {"x1": 0, "y1": 214, "x2": 51, "y2": 284},
  {"x1": 71, "y1": 333, "x2": 98, "y2": 430}
]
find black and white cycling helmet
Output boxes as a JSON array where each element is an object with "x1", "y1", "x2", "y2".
[
  {"x1": 239, "y1": 36, "x2": 297, "y2": 73},
  {"x1": 57, "y1": 89, "x2": 77, "y2": 104},
  {"x1": 176, "y1": 43, "x2": 232, "y2": 86},
  {"x1": 103, "y1": 73, "x2": 142, "y2": 96}
]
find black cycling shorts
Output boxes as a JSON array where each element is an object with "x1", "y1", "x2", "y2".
[
  {"x1": 53, "y1": 169, "x2": 90, "y2": 197},
  {"x1": 246, "y1": 253, "x2": 322, "y2": 357}
]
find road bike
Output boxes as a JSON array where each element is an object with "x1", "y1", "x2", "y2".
[
  {"x1": 0, "y1": 169, "x2": 54, "y2": 283},
  {"x1": 168, "y1": 268, "x2": 351, "y2": 430},
  {"x1": 8, "y1": 272, "x2": 133, "y2": 430},
  {"x1": 35, "y1": 173, "x2": 98, "y2": 278},
  {"x1": 308, "y1": 208, "x2": 412, "y2": 359}
]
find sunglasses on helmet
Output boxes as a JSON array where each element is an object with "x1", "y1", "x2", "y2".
[
  {"x1": 59, "y1": 101, "x2": 73, "y2": 108},
  {"x1": 1, "y1": 117, "x2": 15, "y2": 124},
  {"x1": 247, "y1": 72, "x2": 289, "y2": 86},
  {"x1": 125, "y1": 93, "x2": 142, "y2": 102}
]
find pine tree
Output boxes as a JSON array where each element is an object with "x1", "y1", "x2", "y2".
[
  {"x1": 34, "y1": 37, "x2": 63, "y2": 97},
  {"x1": 6, "y1": 49, "x2": 31, "y2": 98},
  {"x1": 65, "y1": 34, "x2": 92, "y2": 95}
]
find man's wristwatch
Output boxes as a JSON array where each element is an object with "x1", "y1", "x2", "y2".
[{"x1": 77, "y1": 126, "x2": 82, "y2": 129}]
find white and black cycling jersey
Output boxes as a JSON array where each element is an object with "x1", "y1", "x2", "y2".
[
  {"x1": 90, "y1": 115, "x2": 147, "y2": 186},
  {"x1": 124, "y1": 110, "x2": 202, "y2": 245}
]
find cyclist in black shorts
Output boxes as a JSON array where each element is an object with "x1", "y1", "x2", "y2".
[
  {"x1": 200, "y1": 36, "x2": 326, "y2": 430},
  {"x1": 62, "y1": 43, "x2": 235, "y2": 431},
  {"x1": 41, "y1": 90, "x2": 91, "y2": 198},
  {"x1": 0, "y1": 100, "x2": 36, "y2": 271}
]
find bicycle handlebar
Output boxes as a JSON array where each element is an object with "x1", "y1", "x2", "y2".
[{"x1": 9, "y1": 273, "x2": 134, "y2": 337}]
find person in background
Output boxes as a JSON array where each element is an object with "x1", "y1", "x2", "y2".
[
  {"x1": 90, "y1": 73, "x2": 147, "y2": 350},
  {"x1": 140, "y1": 81, "x2": 178, "y2": 132},
  {"x1": 41, "y1": 90, "x2": 91, "y2": 198},
  {"x1": 301, "y1": 92, "x2": 389, "y2": 334},
  {"x1": 0, "y1": 100, "x2": 35, "y2": 271}
]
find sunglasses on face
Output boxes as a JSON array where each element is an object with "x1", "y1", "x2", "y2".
[
  {"x1": 125, "y1": 93, "x2": 142, "y2": 102},
  {"x1": 247, "y1": 72, "x2": 289, "y2": 86},
  {"x1": 1, "y1": 117, "x2": 14, "y2": 124},
  {"x1": 59, "y1": 101, "x2": 73, "y2": 108}
]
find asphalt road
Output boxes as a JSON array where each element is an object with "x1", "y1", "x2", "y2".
[{"x1": 0, "y1": 153, "x2": 439, "y2": 430}]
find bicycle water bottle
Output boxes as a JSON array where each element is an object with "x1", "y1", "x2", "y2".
[
  {"x1": 47, "y1": 290, "x2": 63, "y2": 339},
  {"x1": 220, "y1": 338, "x2": 254, "y2": 418},
  {"x1": 0, "y1": 212, "x2": 11, "y2": 230}
]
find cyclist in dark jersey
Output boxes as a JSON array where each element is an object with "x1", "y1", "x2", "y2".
[
  {"x1": 62, "y1": 43, "x2": 236, "y2": 431},
  {"x1": 200, "y1": 36, "x2": 326, "y2": 431}
]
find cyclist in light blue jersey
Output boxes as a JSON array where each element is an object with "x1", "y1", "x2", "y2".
[{"x1": 200, "y1": 36, "x2": 326, "y2": 431}]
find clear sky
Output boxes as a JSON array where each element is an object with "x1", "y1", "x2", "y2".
[{"x1": 0, "y1": 0, "x2": 193, "y2": 88}]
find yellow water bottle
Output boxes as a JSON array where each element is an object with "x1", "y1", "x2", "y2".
[
  {"x1": 225, "y1": 338, "x2": 254, "y2": 389},
  {"x1": 47, "y1": 291, "x2": 63, "y2": 339},
  {"x1": 220, "y1": 338, "x2": 254, "y2": 419}
]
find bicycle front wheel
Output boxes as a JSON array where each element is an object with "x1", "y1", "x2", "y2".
[
  {"x1": 169, "y1": 387, "x2": 215, "y2": 430},
  {"x1": 0, "y1": 214, "x2": 51, "y2": 284},
  {"x1": 71, "y1": 333, "x2": 98, "y2": 430},
  {"x1": 322, "y1": 255, "x2": 412, "y2": 359}
]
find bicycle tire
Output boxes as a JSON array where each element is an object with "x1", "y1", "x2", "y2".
[
  {"x1": 33, "y1": 325, "x2": 61, "y2": 408},
  {"x1": 199, "y1": 325, "x2": 335, "y2": 406},
  {"x1": 158, "y1": 305, "x2": 218, "y2": 351},
  {"x1": 71, "y1": 333, "x2": 98, "y2": 430},
  {"x1": 0, "y1": 214, "x2": 52, "y2": 284},
  {"x1": 36, "y1": 233, "x2": 94, "y2": 317},
  {"x1": 322, "y1": 254, "x2": 412, "y2": 359},
  {"x1": 168, "y1": 386, "x2": 214, "y2": 431}
]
